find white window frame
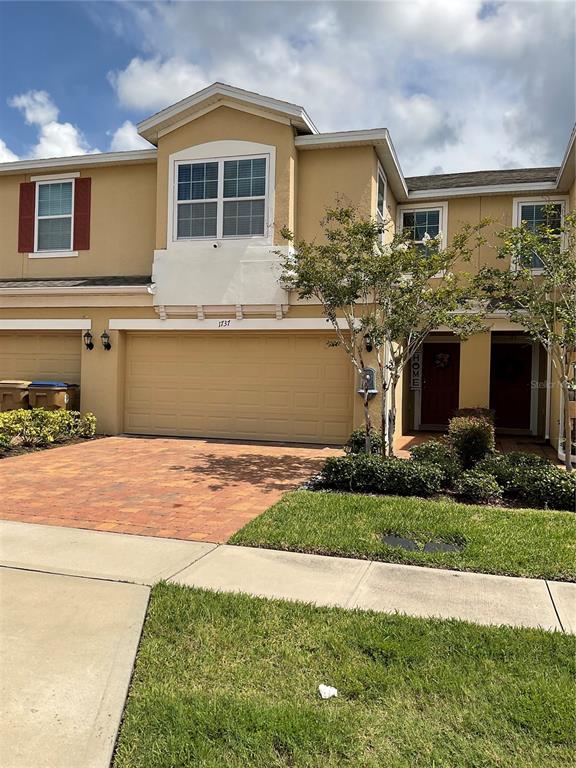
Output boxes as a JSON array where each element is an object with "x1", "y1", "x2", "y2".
[
  {"x1": 376, "y1": 164, "x2": 387, "y2": 222},
  {"x1": 173, "y1": 151, "x2": 272, "y2": 242},
  {"x1": 396, "y1": 201, "x2": 448, "y2": 249},
  {"x1": 33, "y1": 177, "x2": 75, "y2": 257},
  {"x1": 511, "y1": 196, "x2": 568, "y2": 274}
]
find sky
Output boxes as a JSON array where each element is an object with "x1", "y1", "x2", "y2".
[{"x1": 0, "y1": 0, "x2": 574, "y2": 176}]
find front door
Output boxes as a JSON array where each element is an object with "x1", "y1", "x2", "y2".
[
  {"x1": 421, "y1": 343, "x2": 460, "y2": 427},
  {"x1": 490, "y1": 343, "x2": 533, "y2": 430}
]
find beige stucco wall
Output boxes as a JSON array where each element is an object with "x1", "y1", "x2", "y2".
[
  {"x1": 296, "y1": 146, "x2": 375, "y2": 242},
  {"x1": 0, "y1": 164, "x2": 156, "y2": 280},
  {"x1": 155, "y1": 106, "x2": 296, "y2": 249}
]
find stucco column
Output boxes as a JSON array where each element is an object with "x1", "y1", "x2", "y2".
[
  {"x1": 80, "y1": 315, "x2": 125, "y2": 435},
  {"x1": 458, "y1": 331, "x2": 491, "y2": 409}
]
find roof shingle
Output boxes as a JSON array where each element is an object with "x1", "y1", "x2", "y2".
[
  {"x1": 405, "y1": 167, "x2": 559, "y2": 192},
  {"x1": 0, "y1": 276, "x2": 151, "y2": 290}
]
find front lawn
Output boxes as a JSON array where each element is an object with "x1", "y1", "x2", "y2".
[
  {"x1": 229, "y1": 491, "x2": 576, "y2": 581},
  {"x1": 114, "y1": 584, "x2": 574, "y2": 768}
]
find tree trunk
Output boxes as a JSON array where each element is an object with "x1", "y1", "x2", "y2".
[
  {"x1": 561, "y1": 378, "x2": 574, "y2": 472},
  {"x1": 363, "y1": 379, "x2": 372, "y2": 454},
  {"x1": 387, "y1": 374, "x2": 400, "y2": 457},
  {"x1": 380, "y1": 382, "x2": 388, "y2": 456}
]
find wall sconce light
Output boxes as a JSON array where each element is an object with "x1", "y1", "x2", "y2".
[
  {"x1": 364, "y1": 334, "x2": 373, "y2": 353},
  {"x1": 83, "y1": 330, "x2": 94, "y2": 350},
  {"x1": 101, "y1": 330, "x2": 112, "y2": 351}
]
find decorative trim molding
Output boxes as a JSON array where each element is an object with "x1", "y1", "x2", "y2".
[
  {"x1": 0, "y1": 319, "x2": 91, "y2": 330},
  {"x1": 409, "y1": 182, "x2": 558, "y2": 200},
  {"x1": 110, "y1": 317, "x2": 343, "y2": 331},
  {"x1": 0, "y1": 285, "x2": 149, "y2": 296}
]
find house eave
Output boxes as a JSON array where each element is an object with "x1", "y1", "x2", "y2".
[
  {"x1": 137, "y1": 82, "x2": 318, "y2": 144},
  {"x1": 0, "y1": 149, "x2": 158, "y2": 176},
  {"x1": 407, "y1": 181, "x2": 559, "y2": 200}
]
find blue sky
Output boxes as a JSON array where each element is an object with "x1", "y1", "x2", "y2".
[{"x1": 0, "y1": 1, "x2": 574, "y2": 175}]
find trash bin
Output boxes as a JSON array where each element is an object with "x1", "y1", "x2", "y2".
[
  {"x1": 0, "y1": 380, "x2": 32, "y2": 411},
  {"x1": 27, "y1": 381, "x2": 79, "y2": 411}
]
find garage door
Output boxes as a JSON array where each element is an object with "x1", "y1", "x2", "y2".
[
  {"x1": 124, "y1": 333, "x2": 353, "y2": 444},
  {"x1": 0, "y1": 332, "x2": 81, "y2": 383}
]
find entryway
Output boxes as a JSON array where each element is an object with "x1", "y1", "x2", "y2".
[
  {"x1": 490, "y1": 337, "x2": 535, "y2": 431},
  {"x1": 419, "y1": 341, "x2": 460, "y2": 428}
]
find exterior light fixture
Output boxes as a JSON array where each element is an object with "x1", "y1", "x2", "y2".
[
  {"x1": 364, "y1": 334, "x2": 373, "y2": 353},
  {"x1": 101, "y1": 330, "x2": 112, "y2": 351},
  {"x1": 83, "y1": 330, "x2": 94, "y2": 350}
]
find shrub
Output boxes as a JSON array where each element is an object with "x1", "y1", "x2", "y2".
[
  {"x1": 513, "y1": 466, "x2": 576, "y2": 512},
  {"x1": 410, "y1": 439, "x2": 461, "y2": 488},
  {"x1": 454, "y1": 470, "x2": 502, "y2": 504},
  {"x1": 318, "y1": 454, "x2": 443, "y2": 497},
  {"x1": 0, "y1": 408, "x2": 96, "y2": 449},
  {"x1": 345, "y1": 427, "x2": 384, "y2": 455},
  {"x1": 448, "y1": 416, "x2": 495, "y2": 468},
  {"x1": 454, "y1": 407, "x2": 495, "y2": 423},
  {"x1": 477, "y1": 452, "x2": 551, "y2": 491}
]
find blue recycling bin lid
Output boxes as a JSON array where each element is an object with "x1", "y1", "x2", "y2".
[{"x1": 29, "y1": 381, "x2": 69, "y2": 388}]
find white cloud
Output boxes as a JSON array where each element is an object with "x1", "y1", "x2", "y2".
[
  {"x1": 7, "y1": 90, "x2": 59, "y2": 126},
  {"x1": 108, "y1": 57, "x2": 208, "y2": 111},
  {"x1": 109, "y1": 120, "x2": 152, "y2": 151},
  {"x1": 8, "y1": 90, "x2": 99, "y2": 159},
  {"x1": 102, "y1": 0, "x2": 574, "y2": 174},
  {"x1": 0, "y1": 138, "x2": 19, "y2": 162}
]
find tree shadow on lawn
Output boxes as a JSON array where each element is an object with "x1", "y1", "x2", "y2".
[{"x1": 167, "y1": 452, "x2": 326, "y2": 493}]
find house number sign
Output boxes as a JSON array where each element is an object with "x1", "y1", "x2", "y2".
[
  {"x1": 217, "y1": 320, "x2": 231, "y2": 328},
  {"x1": 411, "y1": 351, "x2": 423, "y2": 390}
]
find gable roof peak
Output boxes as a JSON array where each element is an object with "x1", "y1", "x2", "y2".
[{"x1": 137, "y1": 82, "x2": 318, "y2": 144}]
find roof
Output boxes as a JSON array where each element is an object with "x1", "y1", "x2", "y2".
[
  {"x1": 137, "y1": 82, "x2": 318, "y2": 144},
  {"x1": 405, "y1": 167, "x2": 560, "y2": 192},
  {"x1": 0, "y1": 149, "x2": 157, "y2": 176},
  {"x1": 0, "y1": 276, "x2": 151, "y2": 290}
]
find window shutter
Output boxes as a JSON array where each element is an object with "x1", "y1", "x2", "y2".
[
  {"x1": 73, "y1": 177, "x2": 91, "y2": 250},
  {"x1": 18, "y1": 182, "x2": 35, "y2": 253}
]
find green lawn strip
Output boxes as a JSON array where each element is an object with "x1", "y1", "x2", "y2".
[
  {"x1": 229, "y1": 491, "x2": 576, "y2": 582},
  {"x1": 114, "y1": 584, "x2": 574, "y2": 768}
]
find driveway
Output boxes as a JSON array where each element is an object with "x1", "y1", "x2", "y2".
[{"x1": 0, "y1": 436, "x2": 339, "y2": 541}]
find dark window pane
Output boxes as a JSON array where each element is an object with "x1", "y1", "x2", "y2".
[
  {"x1": 224, "y1": 161, "x2": 238, "y2": 179},
  {"x1": 427, "y1": 210, "x2": 439, "y2": 226},
  {"x1": 37, "y1": 217, "x2": 72, "y2": 250},
  {"x1": 178, "y1": 165, "x2": 191, "y2": 183},
  {"x1": 205, "y1": 162, "x2": 218, "y2": 180},
  {"x1": 403, "y1": 213, "x2": 415, "y2": 228},
  {"x1": 252, "y1": 157, "x2": 266, "y2": 176}
]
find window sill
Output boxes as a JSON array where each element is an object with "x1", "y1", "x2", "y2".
[{"x1": 28, "y1": 251, "x2": 79, "y2": 259}]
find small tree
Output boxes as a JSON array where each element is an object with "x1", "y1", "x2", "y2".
[
  {"x1": 475, "y1": 207, "x2": 576, "y2": 471},
  {"x1": 279, "y1": 206, "x2": 487, "y2": 455}
]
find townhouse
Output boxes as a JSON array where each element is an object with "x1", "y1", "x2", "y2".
[{"x1": 0, "y1": 83, "x2": 574, "y2": 457}]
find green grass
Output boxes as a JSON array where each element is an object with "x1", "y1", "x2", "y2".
[
  {"x1": 229, "y1": 491, "x2": 576, "y2": 581},
  {"x1": 114, "y1": 584, "x2": 575, "y2": 768}
]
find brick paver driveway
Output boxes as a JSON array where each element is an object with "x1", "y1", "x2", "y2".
[{"x1": 0, "y1": 436, "x2": 340, "y2": 542}]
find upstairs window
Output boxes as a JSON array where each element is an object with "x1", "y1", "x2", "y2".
[
  {"x1": 175, "y1": 155, "x2": 267, "y2": 240},
  {"x1": 400, "y1": 206, "x2": 443, "y2": 253},
  {"x1": 36, "y1": 180, "x2": 73, "y2": 252},
  {"x1": 518, "y1": 201, "x2": 563, "y2": 270},
  {"x1": 376, "y1": 166, "x2": 386, "y2": 221}
]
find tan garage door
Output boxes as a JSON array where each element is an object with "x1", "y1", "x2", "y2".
[
  {"x1": 0, "y1": 332, "x2": 81, "y2": 383},
  {"x1": 124, "y1": 332, "x2": 353, "y2": 444}
]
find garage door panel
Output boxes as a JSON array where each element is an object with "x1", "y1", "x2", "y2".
[{"x1": 124, "y1": 333, "x2": 352, "y2": 444}]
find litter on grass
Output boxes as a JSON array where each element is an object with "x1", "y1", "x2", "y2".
[{"x1": 318, "y1": 684, "x2": 338, "y2": 699}]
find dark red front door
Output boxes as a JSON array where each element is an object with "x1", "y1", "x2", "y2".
[
  {"x1": 490, "y1": 343, "x2": 533, "y2": 430},
  {"x1": 421, "y1": 343, "x2": 460, "y2": 427}
]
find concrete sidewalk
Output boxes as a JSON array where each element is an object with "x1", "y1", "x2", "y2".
[
  {"x1": 2, "y1": 519, "x2": 574, "y2": 633},
  {"x1": 1, "y1": 520, "x2": 574, "y2": 768}
]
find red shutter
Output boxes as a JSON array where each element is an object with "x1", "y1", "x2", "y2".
[
  {"x1": 73, "y1": 177, "x2": 91, "y2": 250},
  {"x1": 18, "y1": 182, "x2": 35, "y2": 253}
]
